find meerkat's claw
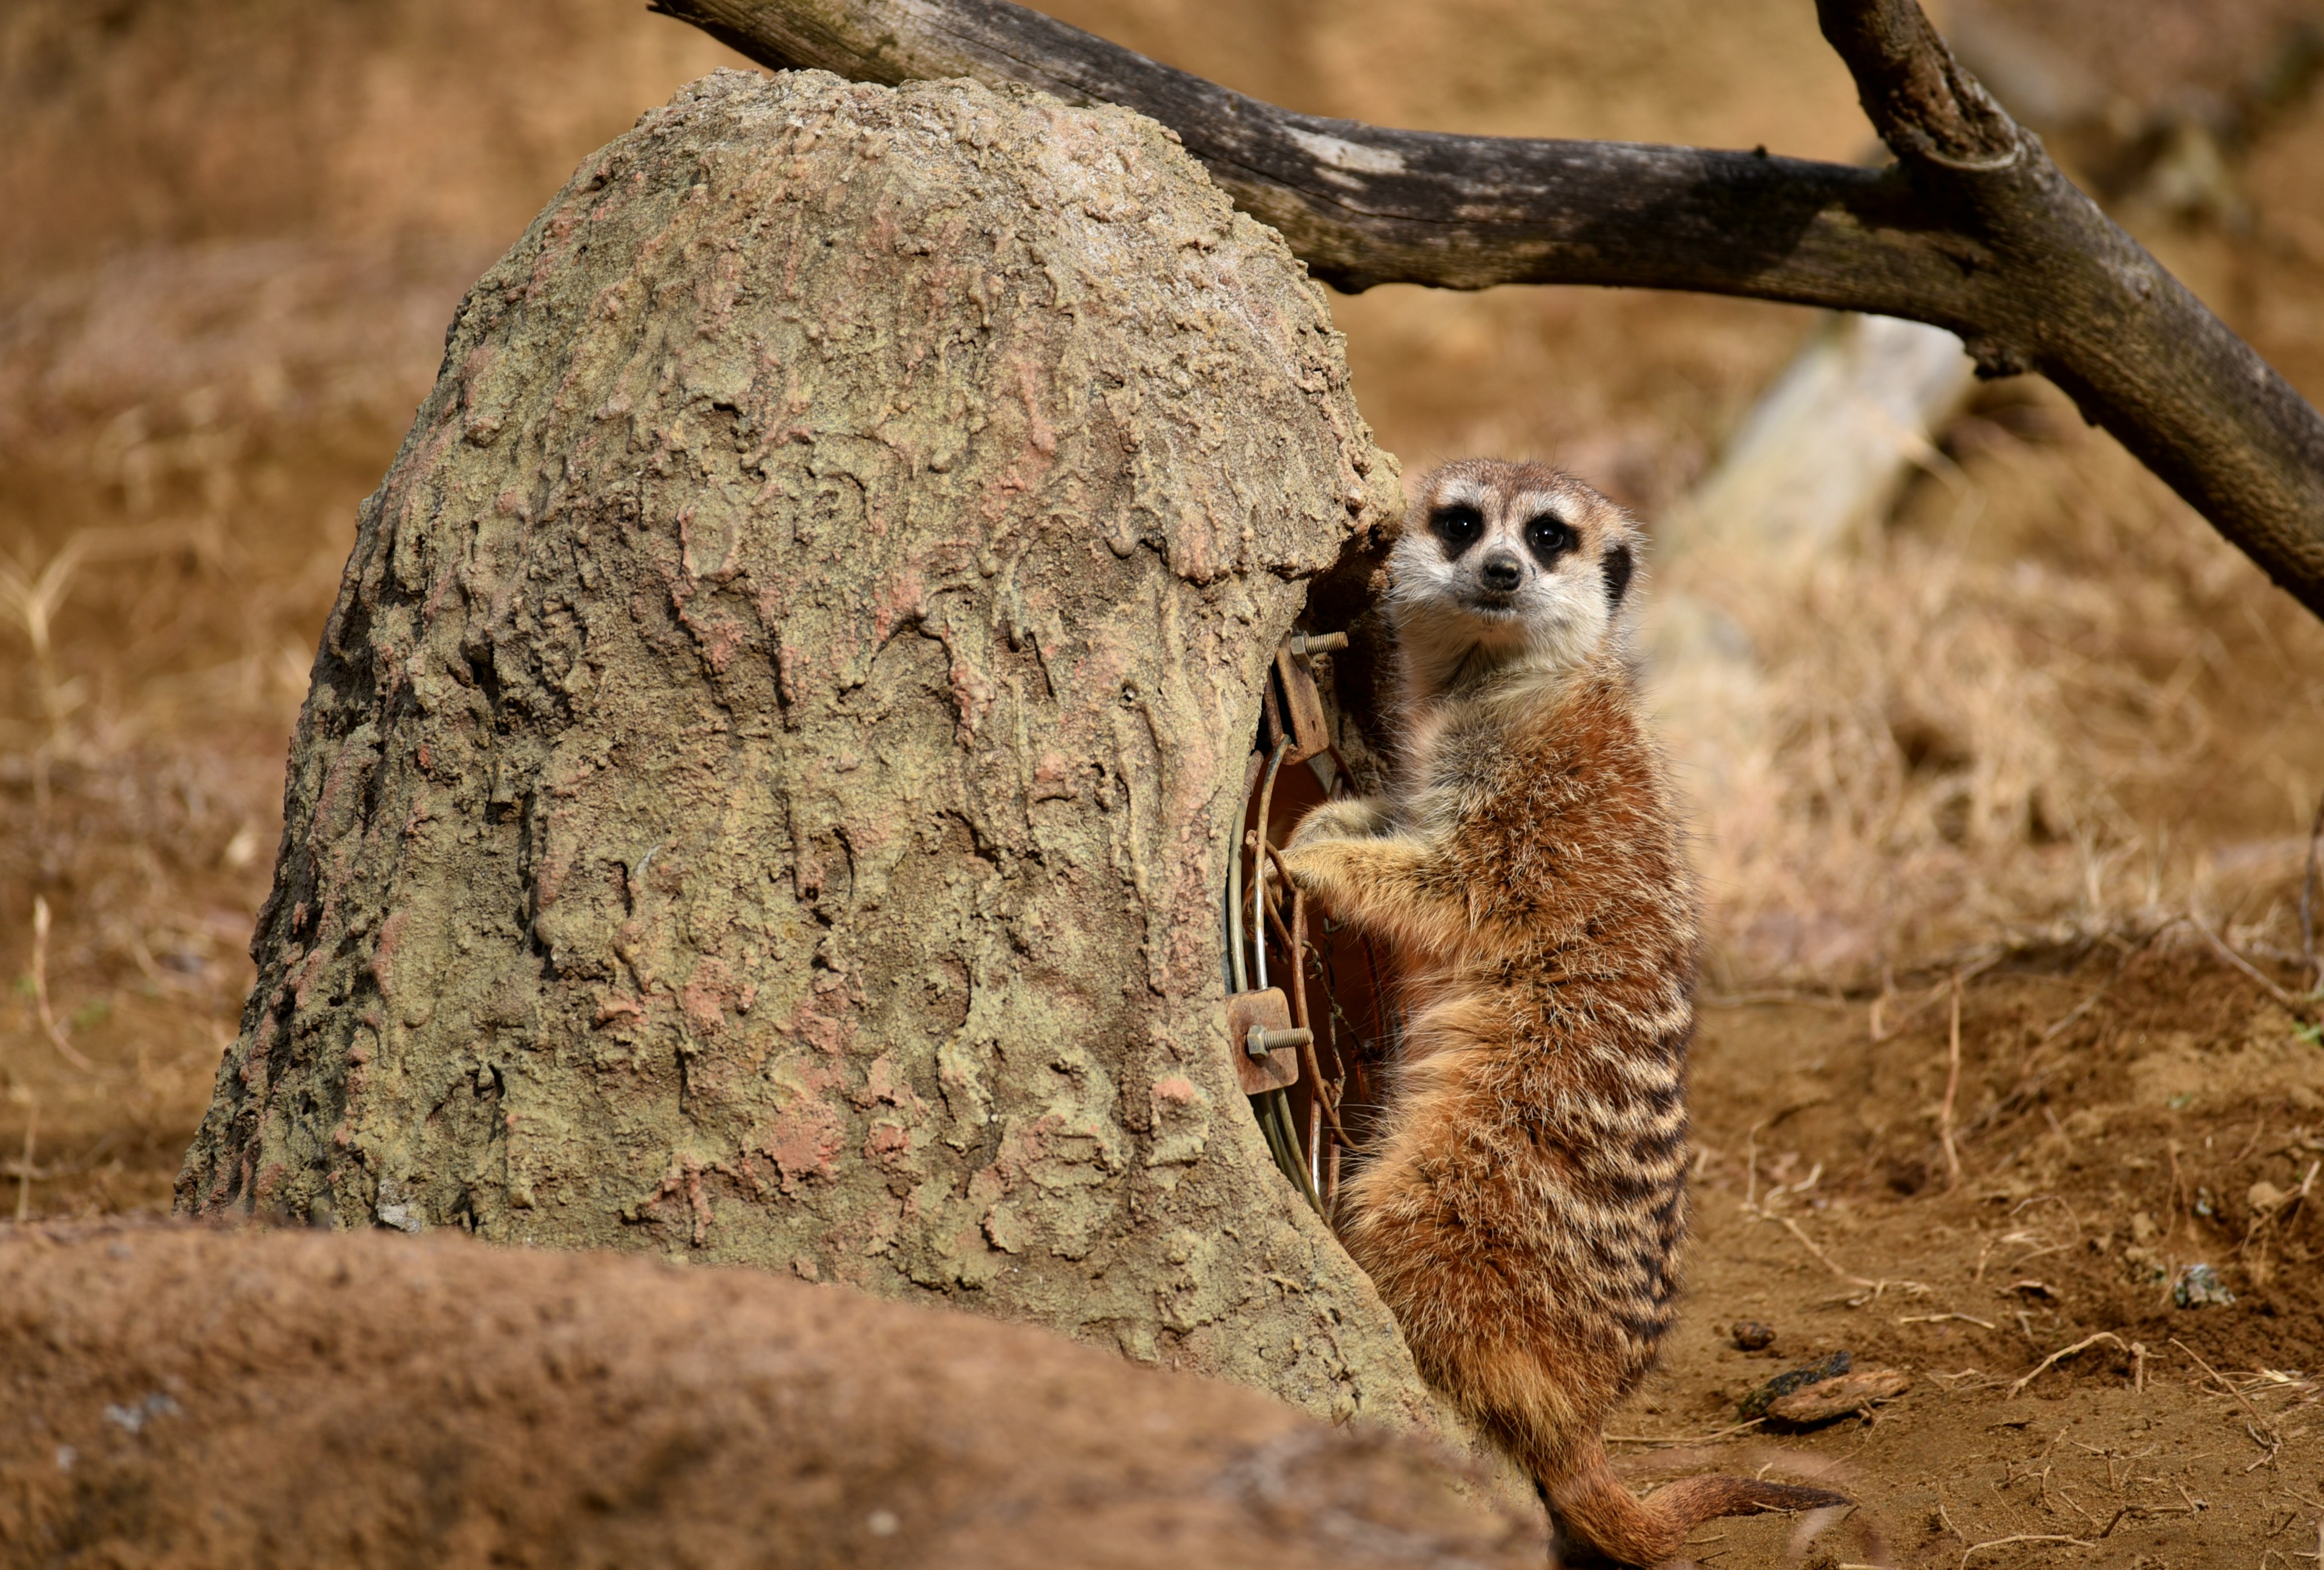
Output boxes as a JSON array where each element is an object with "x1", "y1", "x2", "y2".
[
  {"x1": 1275, "y1": 840, "x2": 1334, "y2": 895},
  {"x1": 1286, "y1": 795, "x2": 1390, "y2": 849}
]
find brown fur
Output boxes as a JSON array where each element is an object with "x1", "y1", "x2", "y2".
[{"x1": 1284, "y1": 460, "x2": 1844, "y2": 1566}]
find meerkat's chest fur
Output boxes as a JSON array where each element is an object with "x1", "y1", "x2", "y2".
[{"x1": 1380, "y1": 659, "x2": 1696, "y2": 1352}]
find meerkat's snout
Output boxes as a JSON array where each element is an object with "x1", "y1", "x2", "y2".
[
  {"x1": 1389, "y1": 458, "x2": 1641, "y2": 683},
  {"x1": 1477, "y1": 551, "x2": 1522, "y2": 594}
]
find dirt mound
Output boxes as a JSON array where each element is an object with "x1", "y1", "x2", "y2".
[
  {"x1": 1597, "y1": 939, "x2": 2324, "y2": 1567},
  {"x1": 0, "y1": 1221, "x2": 1541, "y2": 1569}
]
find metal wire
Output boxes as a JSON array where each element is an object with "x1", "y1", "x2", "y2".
[
  {"x1": 1229, "y1": 735, "x2": 1319, "y2": 1212},
  {"x1": 1227, "y1": 676, "x2": 1402, "y2": 1221},
  {"x1": 1226, "y1": 789, "x2": 1249, "y2": 997},
  {"x1": 1249, "y1": 736, "x2": 1291, "y2": 992},
  {"x1": 1270, "y1": 1087, "x2": 1322, "y2": 1211},
  {"x1": 1265, "y1": 853, "x2": 1361, "y2": 1152}
]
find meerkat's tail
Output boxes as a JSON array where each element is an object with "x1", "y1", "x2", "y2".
[{"x1": 1544, "y1": 1436, "x2": 1848, "y2": 1567}]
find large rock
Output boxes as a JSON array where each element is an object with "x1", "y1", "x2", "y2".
[
  {"x1": 0, "y1": 1222, "x2": 1541, "y2": 1568},
  {"x1": 175, "y1": 67, "x2": 1521, "y2": 1491}
]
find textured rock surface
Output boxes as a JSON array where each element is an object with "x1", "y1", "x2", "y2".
[
  {"x1": 0, "y1": 1221, "x2": 1543, "y2": 1569},
  {"x1": 176, "y1": 67, "x2": 1516, "y2": 1481}
]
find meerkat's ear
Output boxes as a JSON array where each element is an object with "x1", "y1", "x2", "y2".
[{"x1": 1602, "y1": 542, "x2": 1634, "y2": 608}]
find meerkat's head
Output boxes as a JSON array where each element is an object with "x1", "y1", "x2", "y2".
[{"x1": 1387, "y1": 459, "x2": 1642, "y2": 692}]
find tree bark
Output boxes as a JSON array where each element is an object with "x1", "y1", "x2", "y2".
[
  {"x1": 177, "y1": 67, "x2": 1533, "y2": 1499},
  {"x1": 646, "y1": 0, "x2": 2324, "y2": 622}
]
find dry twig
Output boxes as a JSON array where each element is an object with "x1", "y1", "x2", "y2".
[
  {"x1": 1767, "y1": 1212, "x2": 1927, "y2": 1298},
  {"x1": 2191, "y1": 916, "x2": 2319, "y2": 1024},
  {"x1": 29, "y1": 897, "x2": 98, "y2": 1072},
  {"x1": 1899, "y1": 1312, "x2": 1997, "y2": 1329},
  {"x1": 2171, "y1": 1336, "x2": 2285, "y2": 1465},
  {"x1": 2095, "y1": 1486, "x2": 2207, "y2": 1538},
  {"x1": 1940, "y1": 970, "x2": 1965, "y2": 1190},
  {"x1": 2004, "y1": 1332, "x2": 2126, "y2": 1397},
  {"x1": 1604, "y1": 1417, "x2": 1767, "y2": 1447},
  {"x1": 2038, "y1": 920, "x2": 2179, "y2": 1042},
  {"x1": 1960, "y1": 1534, "x2": 2095, "y2": 1565}
]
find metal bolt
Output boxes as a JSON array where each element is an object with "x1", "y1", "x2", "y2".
[
  {"x1": 1246, "y1": 1025, "x2": 1313, "y2": 1060},
  {"x1": 1288, "y1": 631, "x2": 1348, "y2": 657}
]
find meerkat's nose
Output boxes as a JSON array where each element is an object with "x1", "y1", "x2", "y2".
[{"x1": 1479, "y1": 551, "x2": 1523, "y2": 593}]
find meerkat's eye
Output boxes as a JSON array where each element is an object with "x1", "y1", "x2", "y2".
[
  {"x1": 1524, "y1": 513, "x2": 1574, "y2": 566},
  {"x1": 1429, "y1": 502, "x2": 1484, "y2": 556}
]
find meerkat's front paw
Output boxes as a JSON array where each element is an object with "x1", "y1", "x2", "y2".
[
  {"x1": 1287, "y1": 795, "x2": 1390, "y2": 850},
  {"x1": 1277, "y1": 826, "x2": 1450, "y2": 945},
  {"x1": 1275, "y1": 839, "x2": 1345, "y2": 900},
  {"x1": 1279, "y1": 833, "x2": 1399, "y2": 903}
]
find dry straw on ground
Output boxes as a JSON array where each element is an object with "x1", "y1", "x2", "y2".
[{"x1": 1670, "y1": 373, "x2": 2324, "y2": 984}]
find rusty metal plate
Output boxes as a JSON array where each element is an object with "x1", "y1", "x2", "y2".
[
  {"x1": 1274, "y1": 645, "x2": 1331, "y2": 765},
  {"x1": 1226, "y1": 987, "x2": 1299, "y2": 1095}
]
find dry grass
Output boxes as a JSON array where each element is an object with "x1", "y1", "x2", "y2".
[
  {"x1": 0, "y1": 378, "x2": 376, "y2": 1215},
  {"x1": 1672, "y1": 373, "x2": 2324, "y2": 982},
  {"x1": 0, "y1": 0, "x2": 745, "y2": 1218},
  {"x1": 0, "y1": 241, "x2": 502, "y2": 1218}
]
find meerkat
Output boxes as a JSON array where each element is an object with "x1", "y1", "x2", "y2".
[{"x1": 1281, "y1": 459, "x2": 1843, "y2": 1566}]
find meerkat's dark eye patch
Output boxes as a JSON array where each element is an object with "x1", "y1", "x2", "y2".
[
  {"x1": 1430, "y1": 502, "x2": 1484, "y2": 556},
  {"x1": 1603, "y1": 542, "x2": 1633, "y2": 607},
  {"x1": 1523, "y1": 513, "x2": 1574, "y2": 567}
]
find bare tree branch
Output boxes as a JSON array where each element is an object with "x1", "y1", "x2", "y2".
[
  {"x1": 651, "y1": 0, "x2": 2324, "y2": 620},
  {"x1": 1816, "y1": 0, "x2": 2018, "y2": 167}
]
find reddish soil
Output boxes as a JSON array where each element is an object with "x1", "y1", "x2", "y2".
[{"x1": 1613, "y1": 948, "x2": 2324, "y2": 1568}]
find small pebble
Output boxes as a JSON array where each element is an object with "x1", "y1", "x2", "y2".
[
  {"x1": 1730, "y1": 1320, "x2": 1776, "y2": 1352},
  {"x1": 1765, "y1": 1368, "x2": 1911, "y2": 1426},
  {"x1": 2173, "y1": 1262, "x2": 2234, "y2": 1309},
  {"x1": 1739, "y1": 1350, "x2": 1851, "y2": 1417}
]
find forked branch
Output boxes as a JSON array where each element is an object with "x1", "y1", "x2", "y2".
[{"x1": 651, "y1": 0, "x2": 2324, "y2": 619}]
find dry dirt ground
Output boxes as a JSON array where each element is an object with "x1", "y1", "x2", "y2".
[
  {"x1": 5, "y1": 1, "x2": 2324, "y2": 1566},
  {"x1": 1614, "y1": 957, "x2": 2324, "y2": 1569}
]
